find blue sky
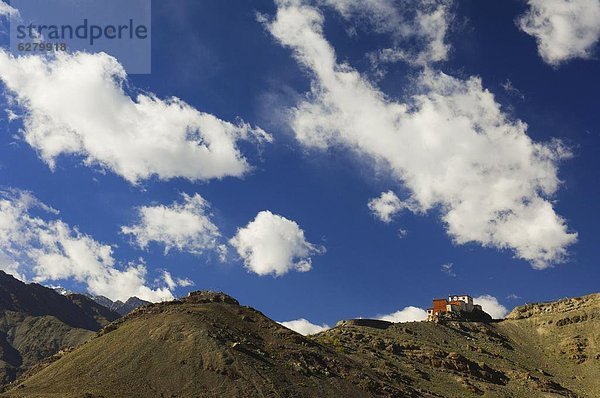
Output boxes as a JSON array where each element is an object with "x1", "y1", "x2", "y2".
[{"x1": 0, "y1": 0, "x2": 599, "y2": 332}]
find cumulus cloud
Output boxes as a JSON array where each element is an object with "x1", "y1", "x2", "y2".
[
  {"x1": 321, "y1": 0, "x2": 453, "y2": 66},
  {"x1": 0, "y1": 50, "x2": 271, "y2": 184},
  {"x1": 121, "y1": 193, "x2": 224, "y2": 256},
  {"x1": 229, "y1": 210, "x2": 325, "y2": 276},
  {"x1": 0, "y1": 189, "x2": 175, "y2": 302},
  {"x1": 474, "y1": 294, "x2": 509, "y2": 319},
  {"x1": 518, "y1": 0, "x2": 600, "y2": 65},
  {"x1": 266, "y1": 1, "x2": 577, "y2": 269},
  {"x1": 378, "y1": 306, "x2": 428, "y2": 323},
  {"x1": 368, "y1": 191, "x2": 417, "y2": 223},
  {"x1": 279, "y1": 318, "x2": 330, "y2": 335}
]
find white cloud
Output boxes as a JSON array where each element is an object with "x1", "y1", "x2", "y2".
[
  {"x1": 0, "y1": 189, "x2": 174, "y2": 302},
  {"x1": 519, "y1": 0, "x2": 600, "y2": 66},
  {"x1": 266, "y1": 1, "x2": 577, "y2": 269},
  {"x1": 121, "y1": 193, "x2": 224, "y2": 256},
  {"x1": 378, "y1": 306, "x2": 428, "y2": 323},
  {"x1": 176, "y1": 277, "x2": 195, "y2": 287},
  {"x1": 279, "y1": 318, "x2": 330, "y2": 335},
  {"x1": 368, "y1": 190, "x2": 417, "y2": 223},
  {"x1": 0, "y1": 252, "x2": 27, "y2": 282},
  {"x1": 229, "y1": 210, "x2": 325, "y2": 276},
  {"x1": 0, "y1": 50, "x2": 271, "y2": 184},
  {"x1": 474, "y1": 294, "x2": 508, "y2": 319},
  {"x1": 321, "y1": 0, "x2": 453, "y2": 66},
  {"x1": 0, "y1": 2, "x2": 18, "y2": 17},
  {"x1": 160, "y1": 270, "x2": 195, "y2": 290}
]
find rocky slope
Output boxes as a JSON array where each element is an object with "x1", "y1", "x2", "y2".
[
  {"x1": 4, "y1": 291, "x2": 599, "y2": 397},
  {"x1": 0, "y1": 271, "x2": 121, "y2": 384},
  {"x1": 313, "y1": 293, "x2": 599, "y2": 397},
  {"x1": 3, "y1": 291, "x2": 430, "y2": 398}
]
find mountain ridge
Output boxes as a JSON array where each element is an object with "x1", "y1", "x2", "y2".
[
  {"x1": 0, "y1": 271, "x2": 121, "y2": 385},
  {"x1": 86, "y1": 295, "x2": 150, "y2": 316},
  {"x1": 3, "y1": 290, "x2": 598, "y2": 397},
  {"x1": 52, "y1": 287, "x2": 151, "y2": 316}
]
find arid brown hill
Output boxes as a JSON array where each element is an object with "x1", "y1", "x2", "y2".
[
  {"x1": 316, "y1": 293, "x2": 599, "y2": 397},
  {"x1": 2, "y1": 291, "x2": 428, "y2": 397},
  {"x1": 4, "y1": 291, "x2": 599, "y2": 398},
  {"x1": 0, "y1": 271, "x2": 121, "y2": 385}
]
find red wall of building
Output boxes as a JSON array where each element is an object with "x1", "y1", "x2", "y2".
[{"x1": 433, "y1": 299, "x2": 447, "y2": 314}]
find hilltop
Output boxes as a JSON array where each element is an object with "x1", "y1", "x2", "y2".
[
  {"x1": 3, "y1": 291, "x2": 599, "y2": 397},
  {"x1": 316, "y1": 293, "x2": 600, "y2": 397}
]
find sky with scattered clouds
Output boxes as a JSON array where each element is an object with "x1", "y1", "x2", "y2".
[{"x1": 0, "y1": 0, "x2": 598, "y2": 327}]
